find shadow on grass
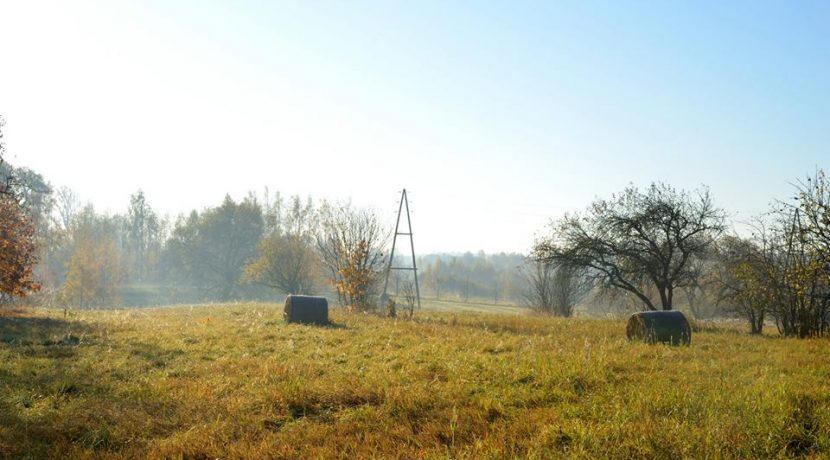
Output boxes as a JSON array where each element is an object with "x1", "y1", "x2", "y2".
[
  {"x1": 286, "y1": 320, "x2": 347, "y2": 329},
  {"x1": 0, "y1": 315, "x2": 93, "y2": 350},
  {"x1": 0, "y1": 312, "x2": 184, "y2": 457},
  {"x1": 409, "y1": 315, "x2": 552, "y2": 336}
]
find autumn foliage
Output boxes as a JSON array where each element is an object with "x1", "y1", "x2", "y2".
[
  {"x1": 333, "y1": 239, "x2": 376, "y2": 310},
  {"x1": 0, "y1": 196, "x2": 40, "y2": 299}
]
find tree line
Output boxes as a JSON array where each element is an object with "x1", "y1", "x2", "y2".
[
  {"x1": 1, "y1": 152, "x2": 527, "y2": 310},
  {"x1": 0, "y1": 119, "x2": 386, "y2": 310},
  {"x1": 2, "y1": 117, "x2": 828, "y2": 335},
  {"x1": 3, "y1": 186, "x2": 391, "y2": 310},
  {"x1": 531, "y1": 176, "x2": 830, "y2": 337}
]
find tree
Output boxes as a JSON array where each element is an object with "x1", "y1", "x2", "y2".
[
  {"x1": 521, "y1": 259, "x2": 555, "y2": 313},
  {"x1": 521, "y1": 259, "x2": 590, "y2": 316},
  {"x1": 243, "y1": 194, "x2": 318, "y2": 295},
  {"x1": 0, "y1": 164, "x2": 53, "y2": 226},
  {"x1": 795, "y1": 169, "x2": 830, "y2": 256},
  {"x1": 713, "y1": 235, "x2": 768, "y2": 334},
  {"x1": 533, "y1": 183, "x2": 726, "y2": 311},
  {"x1": 315, "y1": 202, "x2": 387, "y2": 310},
  {"x1": 163, "y1": 195, "x2": 263, "y2": 301},
  {"x1": 790, "y1": 169, "x2": 830, "y2": 335},
  {"x1": 61, "y1": 209, "x2": 122, "y2": 307},
  {"x1": 0, "y1": 116, "x2": 41, "y2": 302},
  {"x1": 717, "y1": 179, "x2": 830, "y2": 338},
  {"x1": 334, "y1": 239, "x2": 379, "y2": 309},
  {"x1": 244, "y1": 233, "x2": 318, "y2": 295},
  {"x1": 125, "y1": 190, "x2": 160, "y2": 281},
  {"x1": 54, "y1": 186, "x2": 80, "y2": 231},
  {"x1": 0, "y1": 197, "x2": 40, "y2": 301}
]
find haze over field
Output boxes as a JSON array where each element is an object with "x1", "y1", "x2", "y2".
[
  {"x1": 1, "y1": 1, "x2": 828, "y2": 253},
  {"x1": 3, "y1": 3, "x2": 830, "y2": 458}
]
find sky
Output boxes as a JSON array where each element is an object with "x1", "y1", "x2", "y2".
[{"x1": 0, "y1": 0, "x2": 828, "y2": 253}]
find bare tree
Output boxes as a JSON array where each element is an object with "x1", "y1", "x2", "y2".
[
  {"x1": 423, "y1": 258, "x2": 444, "y2": 300},
  {"x1": 715, "y1": 188, "x2": 830, "y2": 338},
  {"x1": 315, "y1": 202, "x2": 387, "y2": 310},
  {"x1": 522, "y1": 260, "x2": 590, "y2": 316},
  {"x1": 533, "y1": 183, "x2": 726, "y2": 311},
  {"x1": 54, "y1": 186, "x2": 81, "y2": 231},
  {"x1": 163, "y1": 195, "x2": 263, "y2": 301},
  {"x1": 762, "y1": 209, "x2": 829, "y2": 337},
  {"x1": 0, "y1": 115, "x2": 14, "y2": 199},
  {"x1": 400, "y1": 279, "x2": 417, "y2": 318},
  {"x1": 521, "y1": 259, "x2": 554, "y2": 312},
  {"x1": 126, "y1": 190, "x2": 160, "y2": 281},
  {"x1": 550, "y1": 262, "x2": 592, "y2": 317},
  {"x1": 795, "y1": 169, "x2": 830, "y2": 255}
]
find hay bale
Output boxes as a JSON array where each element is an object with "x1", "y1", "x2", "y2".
[
  {"x1": 284, "y1": 295, "x2": 328, "y2": 325},
  {"x1": 626, "y1": 310, "x2": 691, "y2": 345}
]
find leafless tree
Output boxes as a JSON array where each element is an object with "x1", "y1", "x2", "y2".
[
  {"x1": 0, "y1": 116, "x2": 26, "y2": 206},
  {"x1": 550, "y1": 262, "x2": 592, "y2": 317},
  {"x1": 522, "y1": 259, "x2": 590, "y2": 316},
  {"x1": 423, "y1": 259, "x2": 443, "y2": 299},
  {"x1": 533, "y1": 183, "x2": 726, "y2": 311},
  {"x1": 400, "y1": 279, "x2": 417, "y2": 318},
  {"x1": 521, "y1": 259, "x2": 554, "y2": 312},
  {"x1": 315, "y1": 202, "x2": 388, "y2": 309},
  {"x1": 54, "y1": 186, "x2": 81, "y2": 231}
]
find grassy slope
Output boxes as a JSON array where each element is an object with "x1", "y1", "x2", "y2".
[{"x1": 1, "y1": 304, "x2": 828, "y2": 459}]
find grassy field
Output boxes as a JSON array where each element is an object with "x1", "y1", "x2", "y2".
[
  {"x1": 415, "y1": 297, "x2": 527, "y2": 315},
  {"x1": 1, "y1": 303, "x2": 829, "y2": 459}
]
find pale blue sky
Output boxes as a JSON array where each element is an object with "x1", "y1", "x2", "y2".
[{"x1": 0, "y1": 1, "x2": 827, "y2": 252}]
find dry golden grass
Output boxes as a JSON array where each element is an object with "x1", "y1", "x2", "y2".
[{"x1": 1, "y1": 304, "x2": 829, "y2": 459}]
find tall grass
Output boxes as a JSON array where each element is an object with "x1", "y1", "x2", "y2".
[{"x1": 1, "y1": 304, "x2": 828, "y2": 458}]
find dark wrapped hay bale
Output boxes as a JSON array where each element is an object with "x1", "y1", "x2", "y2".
[
  {"x1": 626, "y1": 310, "x2": 691, "y2": 345},
  {"x1": 284, "y1": 295, "x2": 329, "y2": 325}
]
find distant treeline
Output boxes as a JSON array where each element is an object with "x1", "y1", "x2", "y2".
[
  {"x1": 0, "y1": 157, "x2": 528, "y2": 308},
  {"x1": 3, "y1": 127, "x2": 828, "y2": 336},
  {"x1": 392, "y1": 252, "x2": 526, "y2": 305}
]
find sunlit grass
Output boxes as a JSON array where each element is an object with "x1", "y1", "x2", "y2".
[{"x1": 1, "y1": 304, "x2": 828, "y2": 458}]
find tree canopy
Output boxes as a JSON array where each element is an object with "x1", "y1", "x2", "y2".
[
  {"x1": 533, "y1": 183, "x2": 726, "y2": 311},
  {"x1": 0, "y1": 116, "x2": 41, "y2": 301},
  {"x1": 163, "y1": 195, "x2": 263, "y2": 301}
]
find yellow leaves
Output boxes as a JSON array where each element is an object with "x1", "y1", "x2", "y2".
[
  {"x1": 61, "y1": 224, "x2": 122, "y2": 307},
  {"x1": 334, "y1": 240, "x2": 375, "y2": 310}
]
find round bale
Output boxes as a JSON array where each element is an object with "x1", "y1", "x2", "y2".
[
  {"x1": 284, "y1": 295, "x2": 329, "y2": 325},
  {"x1": 626, "y1": 310, "x2": 691, "y2": 345}
]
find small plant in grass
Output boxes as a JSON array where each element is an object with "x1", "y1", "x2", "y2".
[{"x1": 385, "y1": 298, "x2": 397, "y2": 318}]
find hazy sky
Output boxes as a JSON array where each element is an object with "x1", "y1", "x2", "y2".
[{"x1": 1, "y1": 1, "x2": 828, "y2": 253}]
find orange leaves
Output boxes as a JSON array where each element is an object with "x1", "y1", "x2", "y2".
[
  {"x1": 0, "y1": 196, "x2": 40, "y2": 299},
  {"x1": 333, "y1": 240, "x2": 375, "y2": 311}
]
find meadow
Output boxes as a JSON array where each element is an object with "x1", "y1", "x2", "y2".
[{"x1": 1, "y1": 303, "x2": 828, "y2": 459}]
